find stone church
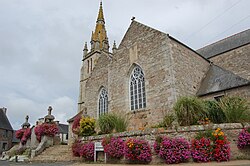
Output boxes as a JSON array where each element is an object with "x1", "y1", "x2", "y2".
[{"x1": 76, "y1": 2, "x2": 250, "y2": 129}]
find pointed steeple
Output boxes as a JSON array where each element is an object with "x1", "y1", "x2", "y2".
[
  {"x1": 90, "y1": 1, "x2": 109, "y2": 52},
  {"x1": 97, "y1": 1, "x2": 104, "y2": 22}
]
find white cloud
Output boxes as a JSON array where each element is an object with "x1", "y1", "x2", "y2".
[{"x1": 0, "y1": 0, "x2": 249, "y2": 130}]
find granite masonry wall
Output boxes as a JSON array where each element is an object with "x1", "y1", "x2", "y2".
[
  {"x1": 200, "y1": 85, "x2": 250, "y2": 101},
  {"x1": 80, "y1": 123, "x2": 250, "y2": 163},
  {"x1": 209, "y1": 44, "x2": 250, "y2": 80},
  {"x1": 170, "y1": 38, "x2": 210, "y2": 98}
]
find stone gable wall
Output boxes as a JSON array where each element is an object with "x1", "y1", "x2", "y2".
[
  {"x1": 209, "y1": 44, "x2": 250, "y2": 80},
  {"x1": 170, "y1": 39, "x2": 210, "y2": 98},
  {"x1": 109, "y1": 21, "x2": 176, "y2": 129}
]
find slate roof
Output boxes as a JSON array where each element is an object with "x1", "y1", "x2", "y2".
[
  {"x1": 58, "y1": 124, "x2": 68, "y2": 134},
  {"x1": 67, "y1": 110, "x2": 83, "y2": 123},
  {"x1": 0, "y1": 108, "x2": 13, "y2": 130},
  {"x1": 197, "y1": 64, "x2": 250, "y2": 96},
  {"x1": 197, "y1": 29, "x2": 250, "y2": 59}
]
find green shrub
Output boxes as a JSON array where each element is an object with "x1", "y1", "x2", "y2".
[
  {"x1": 98, "y1": 113, "x2": 128, "y2": 134},
  {"x1": 219, "y1": 97, "x2": 250, "y2": 123},
  {"x1": 79, "y1": 117, "x2": 96, "y2": 136},
  {"x1": 205, "y1": 100, "x2": 226, "y2": 124},
  {"x1": 195, "y1": 130, "x2": 213, "y2": 140},
  {"x1": 174, "y1": 96, "x2": 207, "y2": 126}
]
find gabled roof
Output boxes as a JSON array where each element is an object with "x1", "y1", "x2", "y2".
[
  {"x1": 197, "y1": 64, "x2": 250, "y2": 96},
  {"x1": 197, "y1": 29, "x2": 250, "y2": 59},
  {"x1": 0, "y1": 108, "x2": 13, "y2": 130},
  {"x1": 58, "y1": 124, "x2": 68, "y2": 134},
  {"x1": 67, "y1": 110, "x2": 83, "y2": 123}
]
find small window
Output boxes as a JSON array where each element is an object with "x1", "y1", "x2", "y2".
[
  {"x1": 2, "y1": 143, "x2": 7, "y2": 150},
  {"x1": 214, "y1": 95, "x2": 224, "y2": 102},
  {"x1": 90, "y1": 58, "x2": 93, "y2": 71},
  {"x1": 87, "y1": 60, "x2": 90, "y2": 73}
]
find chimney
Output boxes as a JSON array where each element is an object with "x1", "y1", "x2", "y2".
[{"x1": 2, "y1": 107, "x2": 7, "y2": 114}]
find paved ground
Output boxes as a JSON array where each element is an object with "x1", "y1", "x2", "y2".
[{"x1": 1, "y1": 160, "x2": 250, "y2": 166}]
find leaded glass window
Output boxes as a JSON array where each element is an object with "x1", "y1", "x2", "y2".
[
  {"x1": 98, "y1": 88, "x2": 108, "y2": 116},
  {"x1": 130, "y1": 66, "x2": 146, "y2": 110}
]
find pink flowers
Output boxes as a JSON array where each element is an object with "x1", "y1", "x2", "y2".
[
  {"x1": 192, "y1": 129, "x2": 230, "y2": 162},
  {"x1": 156, "y1": 137, "x2": 190, "y2": 164},
  {"x1": 237, "y1": 128, "x2": 250, "y2": 149},
  {"x1": 72, "y1": 115, "x2": 81, "y2": 135},
  {"x1": 34, "y1": 123, "x2": 58, "y2": 142},
  {"x1": 72, "y1": 141, "x2": 94, "y2": 161},
  {"x1": 191, "y1": 137, "x2": 213, "y2": 162},
  {"x1": 124, "y1": 138, "x2": 152, "y2": 163},
  {"x1": 15, "y1": 128, "x2": 31, "y2": 145},
  {"x1": 102, "y1": 137, "x2": 124, "y2": 159}
]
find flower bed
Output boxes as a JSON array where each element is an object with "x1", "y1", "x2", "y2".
[
  {"x1": 74, "y1": 123, "x2": 249, "y2": 163},
  {"x1": 124, "y1": 138, "x2": 152, "y2": 164},
  {"x1": 72, "y1": 140, "x2": 94, "y2": 161},
  {"x1": 155, "y1": 136, "x2": 190, "y2": 164},
  {"x1": 15, "y1": 128, "x2": 31, "y2": 145},
  {"x1": 191, "y1": 137, "x2": 213, "y2": 162},
  {"x1": 237, "y1": 128, "x2": 250, "y2": 149},
  {"x1": 102, "y1": 136, "x2": 124, "y2": 159},
  {"x1": 34, "y1": 123, "x2": 58, "y2": 142}
]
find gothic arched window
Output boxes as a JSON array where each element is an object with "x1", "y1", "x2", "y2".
[
  {"x1": 130, "y1": 66, "x2": 146, "y2": 110},
  {"x1": 98, "y1": 88, "x2": 108, "y2": 116}
]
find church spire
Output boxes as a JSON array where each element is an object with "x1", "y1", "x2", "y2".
[
  {"x1": 90, "y1": 1, "x2": 109, "y2": 52},
  {"x1": 97, "y1": 1, "x2": 104, "y2": 22}
]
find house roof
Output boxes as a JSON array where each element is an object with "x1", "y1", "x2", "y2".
[
  {"x1": 67, "y1": 110, "x2": 83, "y2": 123},
  {"x1": 58, "y1": 124, "x2": 68, "y2": 134},
  {"x1": 196, "y1": 29, "x2": 250, "y2": 59},
  {"x1": 197, "y1": 64, "x2": 250, "y2": 96},
  {"x1": 0, "y1": 108, "x2": 13, "y2": 130}
]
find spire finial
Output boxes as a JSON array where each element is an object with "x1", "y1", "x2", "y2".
[
  {"x1": 84, "y1": 42, "x2": 88, "y2": 50},
  {"x1": 113, "y1": 40, "x2": 117, "y2": 49},
  {"x1": 97, "y1": 1, "x2": 104, "y2": 21}
]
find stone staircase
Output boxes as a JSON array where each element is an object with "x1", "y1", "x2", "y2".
[{"x1": 31, "y1": 145, "x2": 80, "y2": 162}]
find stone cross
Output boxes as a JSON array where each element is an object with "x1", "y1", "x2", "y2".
[
  {"x1": 48, "y1": 106, "x2": 52, "y2": 115},
  {"x1": 25, "y1": 115, "x2": 29, "y2": 123}
]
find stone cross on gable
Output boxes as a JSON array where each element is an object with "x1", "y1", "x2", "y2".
[
  {"x1": 48, "y1": 106, "x2": 52, "y2": 115},
  {"x1": 25, "y1": 115, "x2": 29, "y2": 123}
]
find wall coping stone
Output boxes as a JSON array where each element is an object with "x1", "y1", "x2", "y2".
[{"x1": 81, "y1": 123, "x2": 244, "y2": 141}]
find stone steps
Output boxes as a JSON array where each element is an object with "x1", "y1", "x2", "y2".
[{"x1": 31, "y1": 145, "x2": 80, "y2": 162}]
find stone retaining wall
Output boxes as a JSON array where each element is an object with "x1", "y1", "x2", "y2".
[{"x1": 80, "y1": 123, "x2": 250, "y2": 163}]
